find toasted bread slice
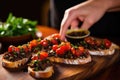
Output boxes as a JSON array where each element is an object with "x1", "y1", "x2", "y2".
[
  {"x1": 88, "y1": 43, "x2": 119, "y2": 56},
  {"x1": 28, "y1": 66, "x2": 54, "y2": 79},
  {"x1": 2, "y1": 52, "x2": 31, "y2": 71},
  {"x1": 48, "y1": 54, "x2": 91, "y2": 65}
]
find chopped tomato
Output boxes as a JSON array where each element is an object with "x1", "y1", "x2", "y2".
[
  {"x1": 71, "y1": 47, "x2": 76, "y2": 55},
  {"x1": 51, "y1": 39, "x2": 58, "y2": 44},
  {"x1": 95, "y1": 40, "x2": 102, "y2": 47},
  {"x1": 14, "y1": 47, "x2": 20, "y2": 53},
  {"x1": 90, "y1": 41, "x2": 95, "y2": 46},
  {"x1": 22, "y1": 45, "x2": 29, "y2": 53},
  {"x1": 31, "y1": 55, "x2": 39, "y2": 60},
  {"x1": 52, "y1": 33, "x2": 60, "y2": 39},
  {"x1": 104, "y1": 39, "x2": 111, "y2": 48},
  {"x1": 40, "y1": 51, "x2": 48, "y2": 60},
  {"x1": 56, "y1": 47, "x2": 65, "y2": 55},
  {"x1": 75, "y1": 50, "x2": 80, "y2": 57},
  {"x1": 29, "y1": 39, "x2": 38, "y2": 48},
  {"x1": 59, "y1": 42, "x2": 71, "y2": 51},
  {"x1": 65, "y1": 42, "x2": 71, "y2": 51},
  {"x1": 28, "y1": 44, "x2": 32, "y2": 52},
  {"x1": 60, "y1": 44, "x2": 69, "y2": 52},
  {"x1": 84, "y1": 37, "x2": 94, "y2": 44},
  {"x1": 52, "y1": 45, "x2": 58, "y2": 51},
  {"x1": 75, "y1": 49, "x2": 83, "y2": 57},
  {"x1": 78, "y1": 46, "x2": 84, "y2": 53},
  {"x1": 72, "y1": 47, "x2": 84, "y2": 57},
  {"x1": 39, "y1": 39, "x2": 48, "y2": 47},
  {"x1": 8, "y1": 45, "x2": 14, "y2": 53},
  {"x1": 55, "y1": 42, "x2": 71, "y2": 55}
]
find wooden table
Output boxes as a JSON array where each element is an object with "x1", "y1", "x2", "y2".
[
  {"x1": 36, "y1": 25, "x2": 59, "y2": 38},
  {"x1": 0, "y1": 25, "x2": 120, "y2": 80}
]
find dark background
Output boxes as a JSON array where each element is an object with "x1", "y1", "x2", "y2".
[
  {"x1": 0, "y1": 0, "x2": 50, "y2": 25},
  {"x1": 0, "y1": 0, "x2": 50, "y2": 53}
]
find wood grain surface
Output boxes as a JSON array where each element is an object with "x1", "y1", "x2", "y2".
[
  {"x1": 0, "y1": 49, "x2": 119, "y2": 80},
  {"x1": 0, "y1": 26, "x2": 120, "y2": 80}
]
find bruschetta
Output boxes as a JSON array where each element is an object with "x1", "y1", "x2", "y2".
[
  {"x1": 48, "y1": 42, "x2": 92, "y2": 65},
  {"x1": 80, "y1": 37, "x2": 119, "y2": 56},
  {"x1": 2, "y1": 45, "x2": 32, "y2": 71},
  {"x1": 28, "y1": 51, "x2": 54, "y2": 79}
]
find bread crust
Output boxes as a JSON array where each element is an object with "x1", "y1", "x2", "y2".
[
  {"x1": 48, "y1": 54, "x2": 92, "y2": 65},
  {"x1": 2, "y1": 58, "x2": 28, "y2": 68},
  {"x1": 28, "y1": 66, "x2": 54, "y2": 79},
  {"x1": 2, "y1": 53, "x2": 31, "y2": 71},
  {"x1": 88, "y1": 43, "x2": 119, "y2": 56}
]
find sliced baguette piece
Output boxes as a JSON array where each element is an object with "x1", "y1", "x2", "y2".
[
  {"x1": 2, "y1": 52, "x2": 31, "y2": 71},
  {"x1": 28, "y1": 66, "x2": 54, "y2": 79},
  {"x1": 88, "y1": 43, "x2": 119, "y2": 56},
  {"x1": 48, "y1": 54, "x2": 92, "y2": 65}
]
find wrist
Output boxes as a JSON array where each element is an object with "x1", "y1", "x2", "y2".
[
  {"x1": 92, "y1": 0, "x2": 112, "y2": 11},
  {"x1": 94, "y1": 0, "x2": 120, "y2": 12}
]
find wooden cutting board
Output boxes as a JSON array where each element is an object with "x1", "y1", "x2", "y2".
[{"x1": 0, "y1": 49, "x2": 120, "y2": 80}]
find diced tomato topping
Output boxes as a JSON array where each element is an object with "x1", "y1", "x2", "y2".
[
  {"x1": 39, "y1": 39, "x2": 48, "y2": 47},
  {"x1": 8, "y1": 45, "x2": 14, "y2": 53},
  {"x1": 84, "y1": 37, "x2": 91, "y2": 43},
  {"x1": 78, "y1": 46, "x2": 84, "y2": 53},
  {"x1": 28, "y1": 44, "x2": 32, "y2": 52},
  {"x1": 55, "y1": 42, "x2": 71, "y2": 55},
  {"x1": 51, "y1": 39, "x2": 58, "y2": 45},
  {"x1": 52, "y1": 33, "x2": 60, "y2": 39},
  {"x1": 71, "y1": 47, "x2": 76, "y2": 55},
  {"x1": 14, "y1": 47, "x2": 20, "y2": 53},
  {"x1": 40, "y1": 51, "x2": 48, "y2": 60},
  {"x1": 104, "y1": 39, "x2": 111, "y2": 48},
  {"x1": 84, "y1": 37, "x2": 94, "y2": 45},
  {"x1": 61, "y1": 42, "x2": 71, "y2": 50},
  {"x1": 31, "y1": 55, "x2": 39, "y2": 60},
  {"x1": 75, "y1": 49, "x2": 82, "y2": 57},
  {"x1": 95, "y1": 40, "x2": 102, "y2": 47},
  {"x1": 60, "y1": 45, "x2": 67, "y2": 51},
  {"x1": 56, "y1": 47, "x2": 65, "y2": 55},
  {"x1": 73, "y1": 47, "x2": 84, "y2": 57},
  {"x1": 65, "y1": 42, "x2": 71, "y2": 51},
  {"x1": 75, "y1": 50, "x2": 81, "y2": 57},
  {"x1": 60, "y1": 44, "x2": 70, "y2": 52},
  {"x1": 52, "y1": 45, "x2": 58, "y2": 51},
  {"x1": 22, "y1": 45, "x2": 29, "y2": 53},
  {"x1": 32, "y1": 51, "x2": 48, "y2": 60},
  {"x1": 90, "y1": 41, "x2": 95, "y2": 45},
  {"x1": 29, "y1": 39, "x2": 38, "y2": 48}
]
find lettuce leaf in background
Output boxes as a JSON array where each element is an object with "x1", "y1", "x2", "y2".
[{"x1": 0, "y1": 13, "x2": 38, "y2": 37}]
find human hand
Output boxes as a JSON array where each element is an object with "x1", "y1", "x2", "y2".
[{"x1": 60, "y1": 0, "x2": 110, "y2": 40}]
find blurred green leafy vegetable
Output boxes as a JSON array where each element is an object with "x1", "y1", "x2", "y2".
[{"x1": 0, "y1": 13, "x2": 37, "y2": 37}]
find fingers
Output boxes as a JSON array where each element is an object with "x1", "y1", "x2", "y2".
[
  {"x1": 60, "y1": 10, "x2": 76, "y2": 40},
  {"x1": 60, "y1": 15, "x2": 70, "y2": 40},
  {"x1": 60, "y1": 14, "x2": 93, "y2": 40},
  {"x1": 60, "y1": 18, "x2": 79, "y2": 40},
  {"x1": 71, "y1": 19, "x2": 79, "y2": 29},
  {"x1": 80, "y1": 18, "x2": 93, "y2": 30},
  {"x1": 60, "y1": 23, "x2": 68, "y2": 40}
]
